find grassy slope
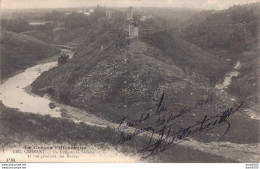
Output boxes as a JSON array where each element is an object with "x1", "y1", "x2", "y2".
[
  {"x1": 31, "y1": 27, "x2": 214, "y2": 122},
  {"x1": 0, "y1": 103, "x2": 234, "y2": 162},
  {"x1": 141, "y1": 30, "x2": 229, "y2": 85},
  {"x1": 180, "y1": 3, "x2": 259, "y2": 106},
  {"x1": 0, "y1": 31, "x2": 60, "y2": 80}
]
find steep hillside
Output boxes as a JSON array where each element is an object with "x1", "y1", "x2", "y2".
[
  {"x1": 228, "y1": 50, "x2": 259, "y2": 104},
  {"x1": 180, "y1": 3, "x2": 259, "y2": 105},
  {"x1": 31, "y1": 27, "x2": 259, "y2": 144},
  {"x1": 141, "y1": 30, "x2": 229, "y2": 85},
  {"x1": 31, "y1": 8, "x2": 259, "y2": 145},
  {"x1": 32, "y1": 22, "x2": 227, "y2": 124},
  {"x1": 0, "y1": 31, "x2": 60, "y2": 79}
]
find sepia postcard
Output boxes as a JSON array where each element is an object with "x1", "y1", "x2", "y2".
[{"x1": 0, "y1": 0, "x2": 259, "y2": 164}]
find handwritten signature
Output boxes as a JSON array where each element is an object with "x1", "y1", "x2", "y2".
[
  {"x1": 118, "y1": 92, "x2": 214, "y2": 132},
  {"x1": 117, "y1": 93, "x2": 243, "y2": 158}
]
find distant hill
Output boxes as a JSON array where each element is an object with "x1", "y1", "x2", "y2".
[
  {"x1": 181, "y1": 3, "x2": 259, "y2": 54},
  {"x1": 180, "y1": 3, "x2": 259, "y2": 104},
  {"x1": 25, "y1": 28, "x2": 89, "y2": 46},
  {"x1": 24, "y1": 7, "x2": 109, "y2": 46},
  {"x1": 0, "y1": 31, "x2": 60, "y2": 80}
]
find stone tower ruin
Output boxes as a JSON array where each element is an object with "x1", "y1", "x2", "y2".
[
  {"x1": 129, "y1": 24, "x2": 138, "y2": 39},
  {"x1": 126, "y1": 7, "x2": 138, "y2": 39}
]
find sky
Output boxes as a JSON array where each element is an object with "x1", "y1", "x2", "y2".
[{"x1": 1, "y1": 0, "x2": 259, "y2": 10}]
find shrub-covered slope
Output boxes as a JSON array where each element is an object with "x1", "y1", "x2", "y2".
[
  {"x1": 141, "y1": 30, "x2": 228, "y2": 85},
  {"x1": 32, "y1": 20, "x2": 227, "y2": 124},
  {"x1": 31, "y1": 8, "x2": 259, "y2": 144}
]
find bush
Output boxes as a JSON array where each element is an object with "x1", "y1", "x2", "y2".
[
  {"x1": 59, "y1": 90, "x2": 71, "y2": 104},
  {"x1": 47, "y1": 87, "x2": 56, "y2": 96},
  {"x1": 58, "y1": 54, "x2": 69, "y2": 65}
]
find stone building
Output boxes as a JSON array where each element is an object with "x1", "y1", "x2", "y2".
[{"x1": 129, "y1": 24, "x2": 138, "y2": 39}]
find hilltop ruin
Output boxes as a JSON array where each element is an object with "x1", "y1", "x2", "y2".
[{"x1": 126, "y1": 7, "x2": 138, "y2": 39}]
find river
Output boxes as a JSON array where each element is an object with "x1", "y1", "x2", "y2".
[
  {"x1": 0, "y1": 49, "x2": 146, "y2": 162},
  {"x1": 215, "y1": 61, "x2": 241, "y2": 91},
  {"x1": 0, "y1": 49, "x2": 75, "y2": 118}
]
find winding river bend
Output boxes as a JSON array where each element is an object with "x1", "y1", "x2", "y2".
[
  {"x1": 215, "y1": 61, "x2": 241, "y2": 91},
  {"x1": 0, "y1": 49, "x2": 145, "y2": 162},
  {"x1": 0, "y1": 49, "x2": 75, "y2": 118},
  {"x1": 0, "y1": 61, "x2": 61, "y2": 117},
  {"x1": 0, "y1": 51, "x2": 259, "y2": 162}
]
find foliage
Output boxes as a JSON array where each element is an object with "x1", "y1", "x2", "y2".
[
  {"x1": 1, "y1": 19, "x2": 32, "y2": 33},
  {"x1": 58, "y1": 54, "x2": 69, "y2": 65},
  {"x1": 181, "y1": 3, "x2": 259, "y2": 54},
  {"x1": 59, "y1": 90, "x2": 71, "y2": 104}
]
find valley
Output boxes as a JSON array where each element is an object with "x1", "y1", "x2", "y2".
[{"x1": 0, "y1": 3, "x2": 259, "y2": 163}]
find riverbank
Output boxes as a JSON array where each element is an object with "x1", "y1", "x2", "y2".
[{"x1": 0, "y1": 103, "x2": 235, "y2": 162}]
